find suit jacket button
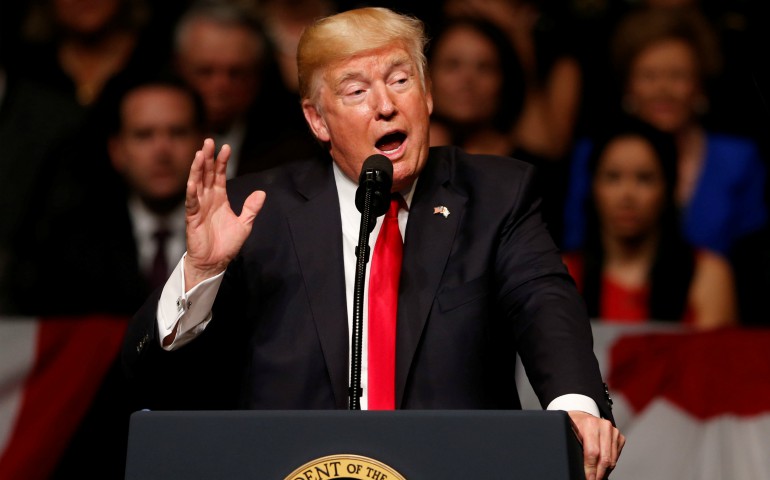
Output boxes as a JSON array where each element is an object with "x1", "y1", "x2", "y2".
[
  {"x1": 136, "y1": 333, "x2": 149, "y2": 353},
  {"x1": 604, "y1": 382, "x2": 613, "y2": 409}
]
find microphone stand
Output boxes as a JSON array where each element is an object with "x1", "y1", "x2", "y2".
[{"x1": 349, "y1": 175, "x2": 376, "y2": 410}]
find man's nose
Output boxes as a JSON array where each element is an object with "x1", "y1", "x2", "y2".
[
  {"x1": 372, "y1": 84, "x2": 397, "y2": 119},
  {"x1": 151, "y1": 133, "x2": 174, "y2": 156},
  {"x1": 207, "y1": 70, "x2": 234, "y2": 92}
]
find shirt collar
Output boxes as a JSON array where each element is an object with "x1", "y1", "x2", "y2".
[
  {"x1": 331, "y1": 161, "x2": 417, "y2": 210},
  {"x1": 128, "y1": 195, "x2": 186, "y2": 239}
]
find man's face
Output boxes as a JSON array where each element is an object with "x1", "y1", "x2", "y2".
[
  {"x1": 109, "y1": 86, "x2": 202, "y2": 206},
  {"x1": 302, "y1": 45, "x2": 433, "y2": 192},
  {"x1": 176, "y1": 20, "x2": 262, "y2": 131}
]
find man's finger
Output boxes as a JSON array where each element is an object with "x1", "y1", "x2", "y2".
[
  {"x1": 186, "y1": 150, "x2": 204, "y2": 214},
  {"x1": 240, "y1": 190, "x2": 266, "y2": 226},
  {"x1": 215, "y1": 143, "x2": 230, "y2": 180},
  {"x1": 594, "y1": 421, "x2": 614, "y2": 480},
  {"x1": 202, "y1": 138, "x2": 216, "y2": 189},
  {"x1": 610, "y1": 428, "x2": 620, "y2": 471},
  {"x1": 582, "y1": 424, "x2": 600, "y2": 480}
]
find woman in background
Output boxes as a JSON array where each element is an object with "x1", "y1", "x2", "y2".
[
  {"x1": 441, "y1": 0, "x2": 582, "y2": 161},
  {"x1": 427, "y1": 17, "x2": 525, "y2": 156},
  {"x1": 563, "y1": 7, "x2": 767, "y2": 257},
  {"x1": 563, "y1": 118, "x2": 737, "y2": 328}
]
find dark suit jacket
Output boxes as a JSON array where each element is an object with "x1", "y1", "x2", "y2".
[{"x1": 124, "y1": 146, "x2": 612, "y2": 419}]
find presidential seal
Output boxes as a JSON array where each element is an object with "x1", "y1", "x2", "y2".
[{"x1": 284, "y1": 454, "x2": 407, "y2": 480}]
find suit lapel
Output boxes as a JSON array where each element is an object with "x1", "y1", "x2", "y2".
[
  {"x1": 396, "y1": 148, "x2": 467, "y2": 406},
  {"x1": 286, "y1": 159, "x2": 350, "y2": 408}
]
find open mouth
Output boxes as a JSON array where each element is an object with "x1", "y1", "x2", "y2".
[{"x1": 375, "y1": 131, "x2": 407, "y2": 153}]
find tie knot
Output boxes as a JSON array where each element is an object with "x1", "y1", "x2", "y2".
[
  {"x1": 153, "y1": 228, "x2": 171, "y2": 243},
  {"x1": 387, "y1": 193, "x2": 406, "y2": 218}
]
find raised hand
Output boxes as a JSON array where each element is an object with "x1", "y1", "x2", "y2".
[{"x1": 183, "y1": 138, "x2": 266, "y2": 290}]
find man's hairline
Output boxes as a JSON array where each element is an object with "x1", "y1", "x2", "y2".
[
  {"x1": 118, "y1": 85, "x2": 202, "y2": 135},
  {"x1": 302, "y1": 44, "x2": 428, "y2": 111},
  {"x1": 174, "y1": 15, "x2": 265, "y2": 62}
]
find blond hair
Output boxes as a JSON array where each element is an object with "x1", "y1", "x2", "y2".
[{"x1": 297, "y1": 7, "x2": 428, "y2": 101}]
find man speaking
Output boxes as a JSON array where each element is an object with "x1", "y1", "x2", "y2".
[{"x1": 124, "y1": 7, "x2": 624, "y2": 479}]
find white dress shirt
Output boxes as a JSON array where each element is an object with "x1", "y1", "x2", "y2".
[
  {"x1": 128, "y1": 196, "x2": 186, "y2": 276},
  {"x1": 213, "y1": 121, "x2": 246, "y2": 179}
]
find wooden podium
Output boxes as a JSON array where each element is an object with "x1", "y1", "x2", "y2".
[{"x1": 125, "y1": 410, "x2": 584, "y2": 479}]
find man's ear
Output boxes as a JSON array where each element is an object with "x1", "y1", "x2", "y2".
[
  {"x1": 302, "y1": 100, "x2": 330, "y2": 142},
  {"x1": 424, "y1": 76, "x2": 433, "y2": 115}
]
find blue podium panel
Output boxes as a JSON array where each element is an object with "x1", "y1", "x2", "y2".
[{"x1": 125, "y1": 410, "x2": 584, "y2": 479}]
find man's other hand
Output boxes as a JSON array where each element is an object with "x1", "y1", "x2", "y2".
[{"x1": 568, "y1": 410, "x2": 625, "y2": 480}]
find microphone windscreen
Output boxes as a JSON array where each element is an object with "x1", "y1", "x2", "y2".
[
  {"x1": 359, "y1": 154, "x2": 393, "y2": 185},
  {"x1": 355, "y1": 154, "x2": 393, "y2": 216}
]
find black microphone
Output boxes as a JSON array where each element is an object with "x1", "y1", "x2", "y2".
[
  {"x1": 349, "y1": 154, "x2": 393, "y2": 410},
  {"x1": 355, "y1": 154, "x2": 393, "y2": 221}
]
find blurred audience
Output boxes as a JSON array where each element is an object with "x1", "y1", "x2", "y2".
[
  {"x1": 258, "y1": 0, "x2": 337, "y2": 94},
  {"x1": 428, "y1": 17, "x2": 525, "y2": 156},
  {"x1": 637, "y1": 0, "x2": 768, "y2": 141},
  {"x1": 174, "y1": 0, "x2": 263, "y2": 175},
  {"x1": 441, "y1": 0, "x2": 582, "y2": 161},
  {"x1": 174, "y1": 0, "x2": 320, "y2": 178},
  {"x1": 563, "y1": 7, "x2": 767, "y2": 260},
  {"x1": 19, "y1": 0, "x2": 161, "y2": 107},
  {"x1": 0, "y1": 51, "x2": 84, "y2": 313},
  {"x1": 563, "y1": 118, "x2": 738, "y2": 329},
  {"x1": 9, "y1": 0, "x2": 179, "y2": 275},
  {"x1": 12, "y1": 76, "x2": 205, "y2": 478},
  {"x1": 9, "y1": 75, "x2": 202, "y2": 316}
]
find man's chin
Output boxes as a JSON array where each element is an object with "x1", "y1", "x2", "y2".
[
  {"x1": 141, "y1": 191, "x2": 186, "y2": 213},
  {"x1": 391, "y1": 168, "x2": 417, "y2": 192}
]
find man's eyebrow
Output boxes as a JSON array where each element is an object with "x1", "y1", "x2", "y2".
[
  {"x1": 334, "y1": 71, "x2": 365, "y2": 89},
  {"x1": 333, "y1": 54, "x2": 415, "y2": 90},
  {"x1": 388, "y1": 55, "x2": 413, "y2": 72}
]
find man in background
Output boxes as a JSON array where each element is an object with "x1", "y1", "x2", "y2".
[{"x1": 174, "y1": 0, "x2": 318, "y2": 177}]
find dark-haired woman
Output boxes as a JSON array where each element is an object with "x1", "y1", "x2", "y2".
[{"x1": 563, "y1": 120, "x2": 737, "y2": 328}]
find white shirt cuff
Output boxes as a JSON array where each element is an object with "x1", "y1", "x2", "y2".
[
  {"x1": 546, "y1": 394, "x2": 600, "y2": 417},
  {"x1": 157, "y1": 253, "x2": 224, "y2": 350}
]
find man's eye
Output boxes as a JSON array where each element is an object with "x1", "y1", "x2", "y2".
[
  {"x1": 132, "y1": 129, "x2": 152, "y2": 140},
  {"x1": 344, "y1": 86, "x2": 365, "y2": 97}
]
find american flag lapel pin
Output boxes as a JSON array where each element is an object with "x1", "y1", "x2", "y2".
[{"x1": 433, "y1": 206, "x2": 450, "y2": 218}]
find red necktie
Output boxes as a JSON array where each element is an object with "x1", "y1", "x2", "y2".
[
  {"x1": 148, "y1": 228, "x2": 171, "y2": 291},
  {"x1": 368, "y1": 195, "x2": 405, "y2": 410}
]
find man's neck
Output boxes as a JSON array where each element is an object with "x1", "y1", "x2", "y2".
[{"x1": 137, "y1": 194, "x2": 186, "y2": 216}]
